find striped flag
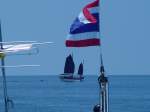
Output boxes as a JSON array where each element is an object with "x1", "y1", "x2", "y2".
[{"x1": 66, "y1": 0, "x2": 100, "y2": 47}]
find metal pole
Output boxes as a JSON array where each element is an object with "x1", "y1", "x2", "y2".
[
  {"x1": 0, "y1": 21, "x2": 9, "y2": 112},
  {"x1": 98, "y1": 54, "x2": 109, "y2": 112},
  {"x1": 1, "y1": 59, "x2": 8, "y2": 112},
  {"x1": 98, "y1": 0, "x2": 109, "y2": 111}
]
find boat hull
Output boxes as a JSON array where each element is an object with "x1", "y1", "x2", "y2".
[{"x1": 59, "y1": 73, "x2": 84, "y2": 81}]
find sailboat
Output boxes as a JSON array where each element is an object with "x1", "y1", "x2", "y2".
[{"x1": 59, "y1": 54, "x2": 84, "y2": 80}]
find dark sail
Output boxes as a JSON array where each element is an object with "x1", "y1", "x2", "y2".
[
  {"x1": 78, "y1": 63, "x2": 83, "y2": 75},
  {"x1": 64, "y1": 54, "x2": 75, "y2": 73}
]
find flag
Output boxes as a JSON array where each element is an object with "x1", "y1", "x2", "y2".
[{"x1": 66, "y1": 0, "x2": 100, "y2": 47}]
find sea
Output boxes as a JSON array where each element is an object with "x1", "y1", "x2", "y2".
[{"x1": 0, "y1": 75, "x2": 150, "y2": 112}]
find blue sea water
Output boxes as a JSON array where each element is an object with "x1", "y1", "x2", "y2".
[{"x1": 0, "y1": 75, "x2": 150, "y2": 112}]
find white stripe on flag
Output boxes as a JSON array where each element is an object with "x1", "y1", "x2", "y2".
[
  {"x1": 78, "y1": 12, "x2": 91, "y2": 24},
  {"x1": 67, "y1": 32, "x2": 99, "y2": 40}
]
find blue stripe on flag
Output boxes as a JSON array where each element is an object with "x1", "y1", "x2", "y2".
[{"x1": 70, "y1": 13, "x2": 99, "y2": 34}]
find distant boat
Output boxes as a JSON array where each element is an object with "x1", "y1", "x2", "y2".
[{"x1": 59, "y1": 54, "x2": 84, "y2": 81}]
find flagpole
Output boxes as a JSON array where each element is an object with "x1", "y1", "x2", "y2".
[
  {"x1": 65, "y1": 0, "x2": 109, "y2": 111},
  {"x1": 93, "y1": 0, "x2": 109, "y2": 112}
]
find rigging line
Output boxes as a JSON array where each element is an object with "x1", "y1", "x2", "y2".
[
  {"x1": 30, "y1": 41, "x2": 54, "y2": 45},
  {"x1": 0, "y1": 41, "x2": 37, "y2": 44},
  {"x1": 98, "y1": 0, "x2": 104, "y2": 75},
  {"x1": 0, "y1": 65, "x2": 40, "y2": 68}
]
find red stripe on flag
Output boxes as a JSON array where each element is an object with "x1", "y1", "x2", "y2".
[
  {"x1": 83, "y1": 0, "x2": 99, "y2": 23},
  {"x1": 66, "y1": 38, "x2": 100, "y2": 47}
]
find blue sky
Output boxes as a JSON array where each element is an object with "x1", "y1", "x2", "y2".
[{"x1": 0, "y1": 0, "x2": 150, "y2": 75}]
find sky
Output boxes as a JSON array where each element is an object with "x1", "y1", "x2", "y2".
[{"x1": 0, "y1": 0, "x2": 150, "y2": 76}]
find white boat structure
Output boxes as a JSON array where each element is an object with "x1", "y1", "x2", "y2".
[{"x1": 0, "y1": 21, "x2": 53, "y2": 112}]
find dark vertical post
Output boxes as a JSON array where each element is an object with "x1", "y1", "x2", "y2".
[
  {"x1": 98, "y1": 54, "x2": 109, "y2": 112},
  {"x1": 96, "y1": 0, "x2": 109, "y2": 112},
  {"x1": 0, "y1": 21, "x2": 9, "y2": 112}
]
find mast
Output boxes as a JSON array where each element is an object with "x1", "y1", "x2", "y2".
[
  {"x1": 94, "y1": 0, "x2": 109, "y2": 112},
  {"x1": 98, "y1": 54, "x2": 109, "y2": 112},
  {"x1": 93, "y1": 55, "x2": 109, "y2": 112},
  {"x1": 0, "y1": 21, "x2": 9, "y2": 112},
  {"x1": 98, "y1": 0, "x2": 109, "y2": 111}
]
